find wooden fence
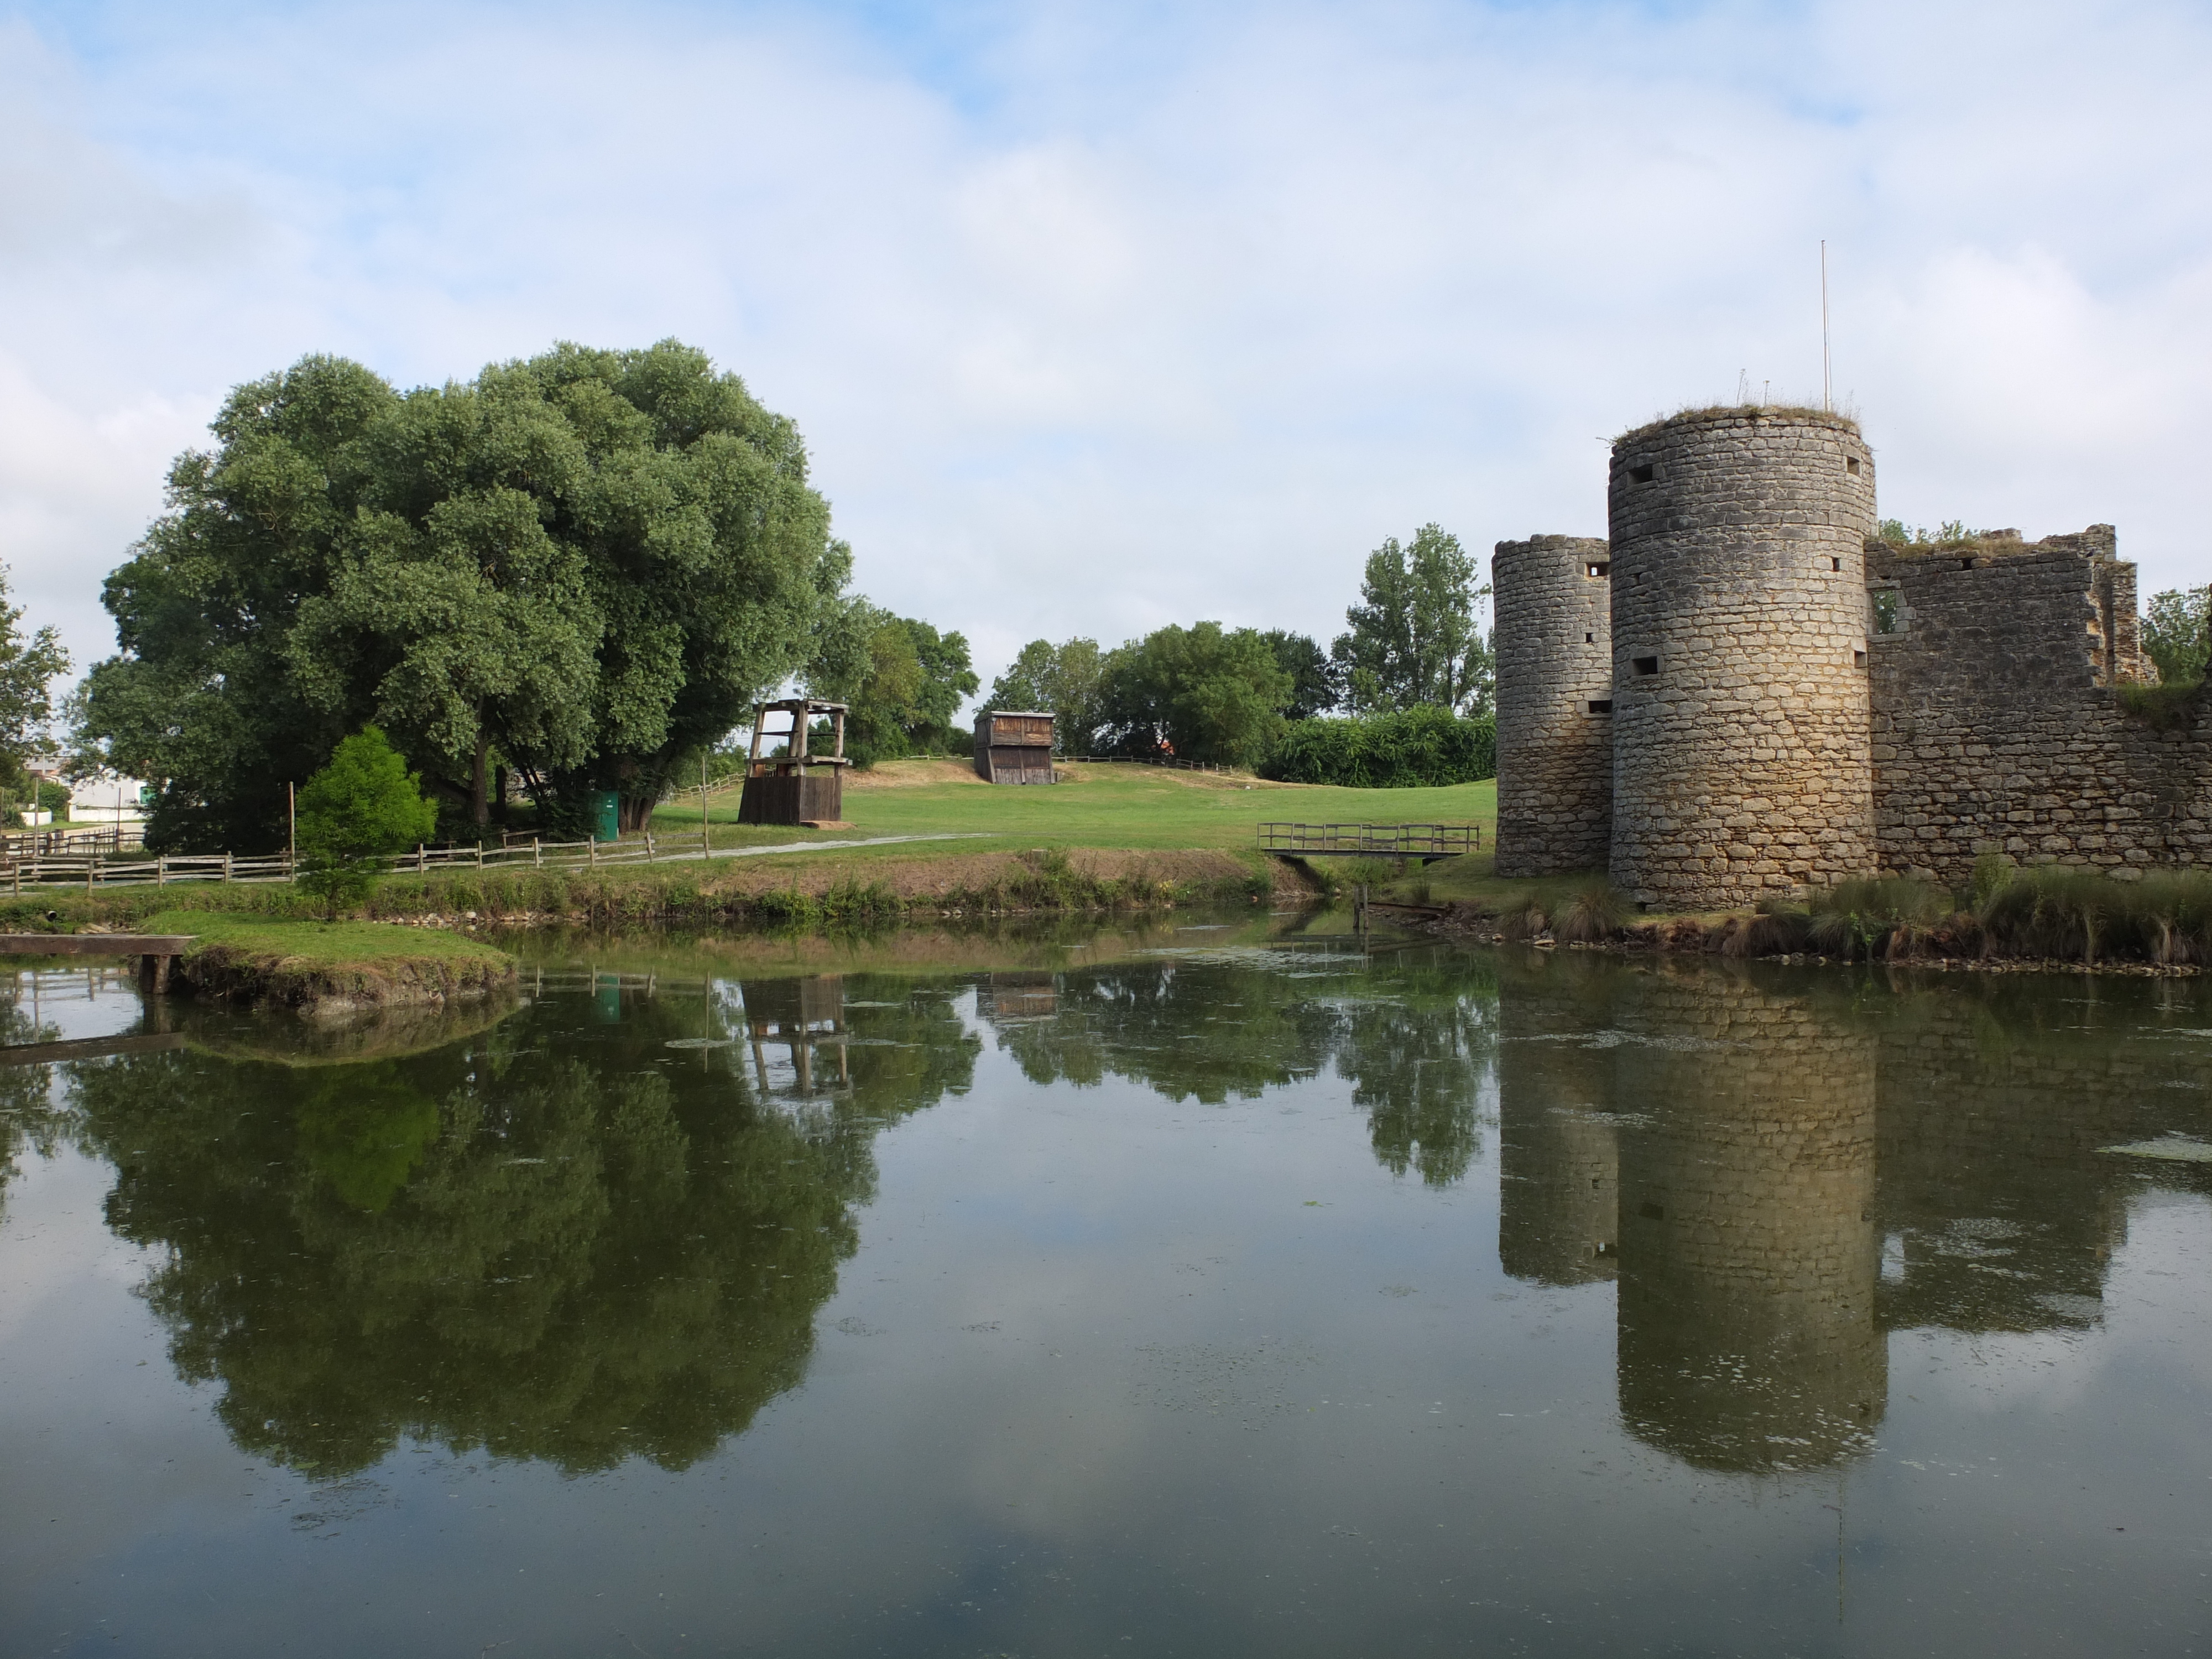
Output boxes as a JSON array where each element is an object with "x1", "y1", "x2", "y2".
[{"x1": 0, "y1": 831, "x2": 722, "y2": 894}]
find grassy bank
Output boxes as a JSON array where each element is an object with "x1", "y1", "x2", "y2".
[
  {"x1": 144, "y1": 910, "x2": 518, "y2": 1014},
  {"x1": 1386, "y1": 859, "x2": 2212, "y2": 970}
]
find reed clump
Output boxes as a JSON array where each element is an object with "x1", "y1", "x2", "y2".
[
  {"x1": 1554, "y1": 880, "x2": 1630, "y2": 943},
  {"x1": 1975, "y1": 864, "x2": 2212, "y2": 966}
]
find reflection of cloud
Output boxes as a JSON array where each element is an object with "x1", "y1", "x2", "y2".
[{"x1": 7, "y1": 1, "x2": 2212, "y2": 689}]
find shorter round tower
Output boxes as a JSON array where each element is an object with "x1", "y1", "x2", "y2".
[
  {"x1": 1608, "y1": 409, "x2": 1877, "y2": 908},
  {"x1": 1492, "y1": 535, "x2": 1614, "y2": 877}
]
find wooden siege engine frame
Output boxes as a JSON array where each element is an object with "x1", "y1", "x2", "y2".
[{"x1": 738, "y1": 698, "x2": 853, "y2": 826}]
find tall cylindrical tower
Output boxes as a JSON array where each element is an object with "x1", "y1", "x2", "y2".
[
  {"x1": 1607, "y1": 410, "x2": 1877, "y2": 908},
  {"x1": 1491, "y1": 536, "x2": 1614, "y2": 877}
]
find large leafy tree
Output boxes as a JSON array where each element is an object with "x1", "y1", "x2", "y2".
[
  {"x1": 2143, "y1": 586, "x2": 2210, "y2": 686},
  {"x1": 1093, "y1": 622, "x2": 1291, "y2": 768},
  {"x1": 1259, "y1": 628, "x2": 1337, "y2": 720},
  {"x1": 0, "y1": 562, "x2": 70, "y2": 812},
  {"x1": 984, "y1": 637, "x2": 1105, "y2": 753},
  {"x1": 1329, "y1": 523, "x2": 1493, "y2": 716},
  {"x1": 813, "y1": 608, "x2": 978, "y2": 766},
  {"x1": 81, "y1": 341, "x2": 848, "y2": 850}
]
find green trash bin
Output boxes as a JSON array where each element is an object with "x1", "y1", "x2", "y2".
[{"x1": 591, "y1": 790, "x2": 622, "y2": 843}]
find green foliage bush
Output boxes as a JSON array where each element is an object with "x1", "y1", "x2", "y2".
[
  {"x1": 1260, "y1": 706, "x2": 1496, "y2": 787},
  {"x1": 296, "y1": 727, "x2": 440, "y2": 910}
]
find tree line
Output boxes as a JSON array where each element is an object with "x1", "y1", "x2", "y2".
[
  {"x1": 3, "y1": 336, "x2": 2199, "y2": 848},
  {"x1": 980, "y1": 522, "x2": 1495, "y2": 771}
]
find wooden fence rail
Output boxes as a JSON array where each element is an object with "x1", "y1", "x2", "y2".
[{"x1": 0, "y1": 831, "x2": 722, "y2": 893}]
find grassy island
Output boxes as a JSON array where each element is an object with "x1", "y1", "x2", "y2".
[{"x1": 147, "y1": 910, "x2": 518, "y2": 1015}]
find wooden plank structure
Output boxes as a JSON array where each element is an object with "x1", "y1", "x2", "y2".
[
  {"x1": 1256, "y1": 823, "x2": 1481, "y2": 865},
  {"x1": 739, "y1": 698, "x2": 852, "y2": 826},
  {"x1": 0, "y1": 932, "x2": 196, "y2": 994},
  {"x1": 973, "y1": 709, "x2": 1057, "y2": 785}
]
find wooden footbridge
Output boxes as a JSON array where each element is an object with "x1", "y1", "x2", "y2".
[
  {"x1": 0, "y1": 932, "x2": 196, "y2": 993},
  {"x1": 1257, "y1": 823, "x2": 1481, "y2": 864}
]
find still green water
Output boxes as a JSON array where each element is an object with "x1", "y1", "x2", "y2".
[{"x1": 3, "y1": 920, "x2": 2210, "y2": 1656}]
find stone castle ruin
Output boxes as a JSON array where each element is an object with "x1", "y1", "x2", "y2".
[{"x1": 1493, "y1": 407, "x2": 2212, "y2": 908}]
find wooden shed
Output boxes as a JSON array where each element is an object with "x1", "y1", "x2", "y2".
[
  {"x1": 974, "y1": 710, "x2": 1057, "y2": 785},
  {"x1": 738, "y1": 698, "x2": 852, "y2": 825}
]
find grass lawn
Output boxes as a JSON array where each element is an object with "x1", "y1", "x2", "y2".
[
  {"x1": 145, "y1": 909, "x2": 514, "y2": 969},
  {"x1": 650, "y1": 760, "x2": 1496, "y2": 858}
]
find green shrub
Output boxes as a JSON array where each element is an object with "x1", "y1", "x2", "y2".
[
  {"x1": 1260, "y1": 706, "x2": 1496, "y2": 787},
  {"x1": 296, "y1": 727, "x2": 440, "y2": 912}
]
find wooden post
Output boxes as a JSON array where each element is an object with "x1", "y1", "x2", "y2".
[
  {"x1": 646, "y1": 833, "x2": 655, "y2": 863},
  {"x1": 156, "y1": 856, "x2": 166, "y2": 888},
  {"x1": 87, "y1": 858, "x2": 95, "y2": 896},
  {"x1": 794, "y1": 706, "x2": 810, "y2": 763},
  {"x1": 701, "y1": 752, "x2": 710, "y2": 857},
  {"x1": 589, "y1": 837, "x2": 598, "y2": 869},
  {"x1": 418, "y1": 844, "x2": 426, "y2": 874},
  {"x1": 534, "y1": 837, "x2": 541, "y2": 868},
  {"x1": 222, "y1": 852, "x2": 232, "y2": 884},
  {"x1": 288, "y1": 781, "x2": 295, "y2": 871}
]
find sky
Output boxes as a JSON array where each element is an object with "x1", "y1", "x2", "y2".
[{"x1": 3, "y1": 0, "x2": 2209, "y2": 711}]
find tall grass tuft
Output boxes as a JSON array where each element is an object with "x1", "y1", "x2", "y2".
[
  {"x1": 1979, "y1": 865, "x2": 2212, "y2": 964},
  {"x1": 1805, "y1": 878, "x2": 1950, "y2": 961},
  {"x1": 1554, "y1": 880, "x2": 1630, "y2": 943},
  {"x1": 1499, "y1": 896, "x2": 1550, "y2": 941}
]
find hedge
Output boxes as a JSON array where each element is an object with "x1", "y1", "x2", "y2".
[{"x1": 1260, "y1": 706, "x2": 1496, "y2": 787}]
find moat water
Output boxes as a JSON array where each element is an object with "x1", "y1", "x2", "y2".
[{"x1": 3, "y1": 917, "x2": 2210, "y2": 1657}]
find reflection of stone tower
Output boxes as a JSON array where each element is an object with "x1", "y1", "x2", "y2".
[
  {"x1": 1613, "y1": 967, "x2": 1884, "y2": 1472},
  {"x1": 1496, "y1": 960, "x2": 1619, "y2": 1285},
  {"x1": 1491, "y1": 536, "x2": 1614, "y2": 878},
  {"x1": 1608, "y1": 411, "x2": 1878, "y2": 908}
]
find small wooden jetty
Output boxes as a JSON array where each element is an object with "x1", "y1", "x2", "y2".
[
  {"x1": 1257, "y1": 823, "x2": 1481, "y2": 865},
  {"x1": 0, "y1": 932, "x2": 196, "y2": 993},
  {"x1": 739, "y1": 698, "x2": 852, "y2": 826},
  {"x1": 974, "y1": 710, "x2": 1057, "y2": 785}
]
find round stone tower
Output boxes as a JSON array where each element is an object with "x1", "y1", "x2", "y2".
[
  {"x1": 1491, "y1": 535, "x2": 1614, "y2": 877},
  {"x1": 1607, "y1": 409, "x2": 1877, "y2": 908}
]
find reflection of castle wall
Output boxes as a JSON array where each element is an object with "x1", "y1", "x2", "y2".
[
  {"x1": 1872, "y1": 987, "x2": 2182, "y2": 1333},
  {"x1": 1611, "y1": 969, "x2": 1884, "y2": 1472},
  {"x1": 1496, "y1": 963, "x2": 1619, "y2": 1286}
]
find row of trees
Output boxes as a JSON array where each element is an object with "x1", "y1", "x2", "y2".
[{"x1": 983, "y1": 524, "x2": 1496, "y2": 769}]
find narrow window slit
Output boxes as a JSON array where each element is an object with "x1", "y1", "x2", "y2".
[
  {"x1": 1630, "y1": 465, "x2": 1655, "y2": 484},
  {"x1": 1587, "y1": 700, "x2": 1613, "y2": 714},
  {"x1": 1632, "y1": 656, "x2": 1658, "y2": 677}
]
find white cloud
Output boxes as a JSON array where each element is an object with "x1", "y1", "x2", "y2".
[{"x1": 2, "y1": 0, "x2": 2208, "y2": 700}]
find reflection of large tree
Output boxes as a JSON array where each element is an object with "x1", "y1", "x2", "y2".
[
  {"x1": 66, "y1": 979, "x2": 976, "y2": 1478},
  {"x1": 0, "y1": 986, "x2": 65, "y2": 1228},
  {"x1": 983, "y1": 947, "x2": 1497, "y2": 1186}
]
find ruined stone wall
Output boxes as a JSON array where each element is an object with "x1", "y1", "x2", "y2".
[
  {"x1": 1610, "y1": 966, "x2": 1883, "y2": 1472},
  {"x1": 1868, "y1": 530, "x2": 2212, "y2": 887},
  {"x1": 1491, "y1": 536, "x2": 1614, "y2": 877},
  {"x1": 1608, "y1": 410, "x2": 1879, "y2": 908}
]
